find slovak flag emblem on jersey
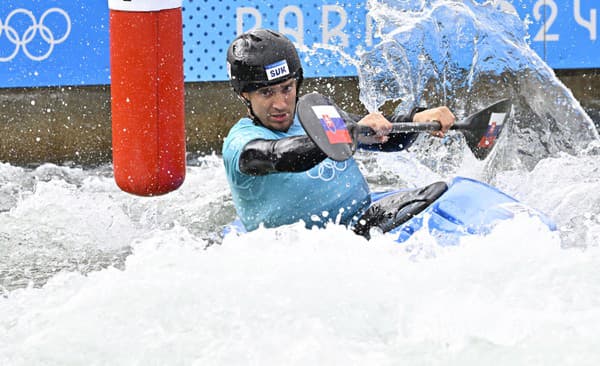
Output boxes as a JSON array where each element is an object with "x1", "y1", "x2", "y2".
[
  {"x1": 311, "y1": 105, "x2": 352, "y2": 144},
  {"x1": 477, "y1": 112, "x2": 506, "y2": 148}
]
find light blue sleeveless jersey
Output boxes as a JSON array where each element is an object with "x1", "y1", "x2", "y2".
[{"x1": 223, "y1": 117, "x2": 370, "y2": 231}]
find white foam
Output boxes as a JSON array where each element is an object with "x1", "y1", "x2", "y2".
[{"x1": 2, "y1": 217, "x2": 599, "y2": 364}]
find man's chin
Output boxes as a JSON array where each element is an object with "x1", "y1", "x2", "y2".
[{"x1": 269, "y1": 120, "x2": 293, "y2": 132}]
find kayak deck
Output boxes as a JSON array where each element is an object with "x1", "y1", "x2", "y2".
[
  {"x1": 389, "y1": 177, "x2": 556, "y2": 244},
  {"x1": 223, "y1": 177, "x2": 556, "y2": 244}
]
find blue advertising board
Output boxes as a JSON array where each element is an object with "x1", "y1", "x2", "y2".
[
  {"x1": 526, "y1": 0, "x2": 598, "y2": 69},
  {"x1": 0, "y1": 1, "x2": 110, "y2": 87},
  {"x1": 0, "y1": 0, "x2": 598, "y2": 88}
]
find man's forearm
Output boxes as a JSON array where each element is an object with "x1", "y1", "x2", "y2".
[{"x1": 239, "y1": 136, "x2": 328, "y2": 175}]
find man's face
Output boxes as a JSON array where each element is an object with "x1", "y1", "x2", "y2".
[{"x1": 242, "y1": 78, "x2": 297, "y2": 132}]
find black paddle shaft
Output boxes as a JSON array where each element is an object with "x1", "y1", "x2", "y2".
[{"x1": 297, "y1": 92, "x2": 511, "y2": 161}]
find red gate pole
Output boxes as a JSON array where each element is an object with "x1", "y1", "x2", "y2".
[{"x1": 109, "y1": 0, "x2": 186, "y2": 196}]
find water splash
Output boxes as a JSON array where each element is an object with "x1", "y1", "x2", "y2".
[
  {"x1": 1, "y1": 140, "x2": 600, "y2": 364},
  {"x1": 0, "y1": 155, "x2": 235, "y2": 292},
  {"x1": 354, "y1": 0, "x2": 598, "y2": 173}
]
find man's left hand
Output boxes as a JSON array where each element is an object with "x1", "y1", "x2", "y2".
[
  {"x1": 413, "y1": 107, "x2": 455, "y2": 137},
  {"x1": 356, "y1": 112, "x2": 392, "y2": 144}
]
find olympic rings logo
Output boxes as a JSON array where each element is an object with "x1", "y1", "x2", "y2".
[
  {"x1": 306, "y1": 160, "x2": 348, "y2": 182},
  {"x1": 0, "y1": 8, "x2": 71, "y2": 62}
]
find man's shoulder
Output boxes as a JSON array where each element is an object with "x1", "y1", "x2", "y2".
[
  {"x1": 226, "y1": 118, "x2": 257, "y2": 140},
  {"x1": 227, "y1": 117, "x2": 255, "y2": 133},
  {"x1": 224, "y1": 118, "x2": 269, "y2": 154},
  {"x1": 228, "y1": 118, "x2": 275, "y2": 136},
  {"x1": 224, "y1": 116, "x2": 305, "y2": 147}
]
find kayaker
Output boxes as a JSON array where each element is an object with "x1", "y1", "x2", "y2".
[{"x1": 223, "y1": 28, "x2": 455, "y2": 235}]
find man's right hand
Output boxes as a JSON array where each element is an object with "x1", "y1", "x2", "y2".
[{"x1": 413, "y1": 107, "x2": 455, "y2": 137}]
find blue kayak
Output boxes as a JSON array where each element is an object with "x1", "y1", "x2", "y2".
[
  {"x1": 224, "y1": 176, "x2": 556, "y2": 244},
  {"x1": 380, "y1": 176, "x2": 556, "y2": 245}
]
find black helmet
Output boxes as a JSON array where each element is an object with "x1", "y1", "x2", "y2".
[{"x1": 227, "y1": 29, "x2": 303, "y2": 94}]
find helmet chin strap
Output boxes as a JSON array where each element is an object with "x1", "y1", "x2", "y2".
[{"x1": 238, "y1": 94, "x2": 264, "y2": 127}]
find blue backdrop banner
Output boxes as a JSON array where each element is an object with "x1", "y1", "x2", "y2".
[
  {"x1": 1, "y1": 1, "x2": 110, "y2": 87},
  {"x1": 0, "y1": 0, "x2": 598, "y2": 88}
]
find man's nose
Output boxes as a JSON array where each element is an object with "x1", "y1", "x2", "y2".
[{"x1": 272, "y1": 90, "x2": 290, "y2": 107}]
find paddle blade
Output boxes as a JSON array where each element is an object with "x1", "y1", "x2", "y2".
[
  {"x1": 297, "y1": 93, "x2": 355, "y2": 161},
  {"x1": 456, "y1": 98, "x2": 511, "y2": 160}
]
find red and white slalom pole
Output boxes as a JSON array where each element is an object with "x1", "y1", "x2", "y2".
[{"x1": 109, "y1": 0, "x2": 186, "y2": 196}]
